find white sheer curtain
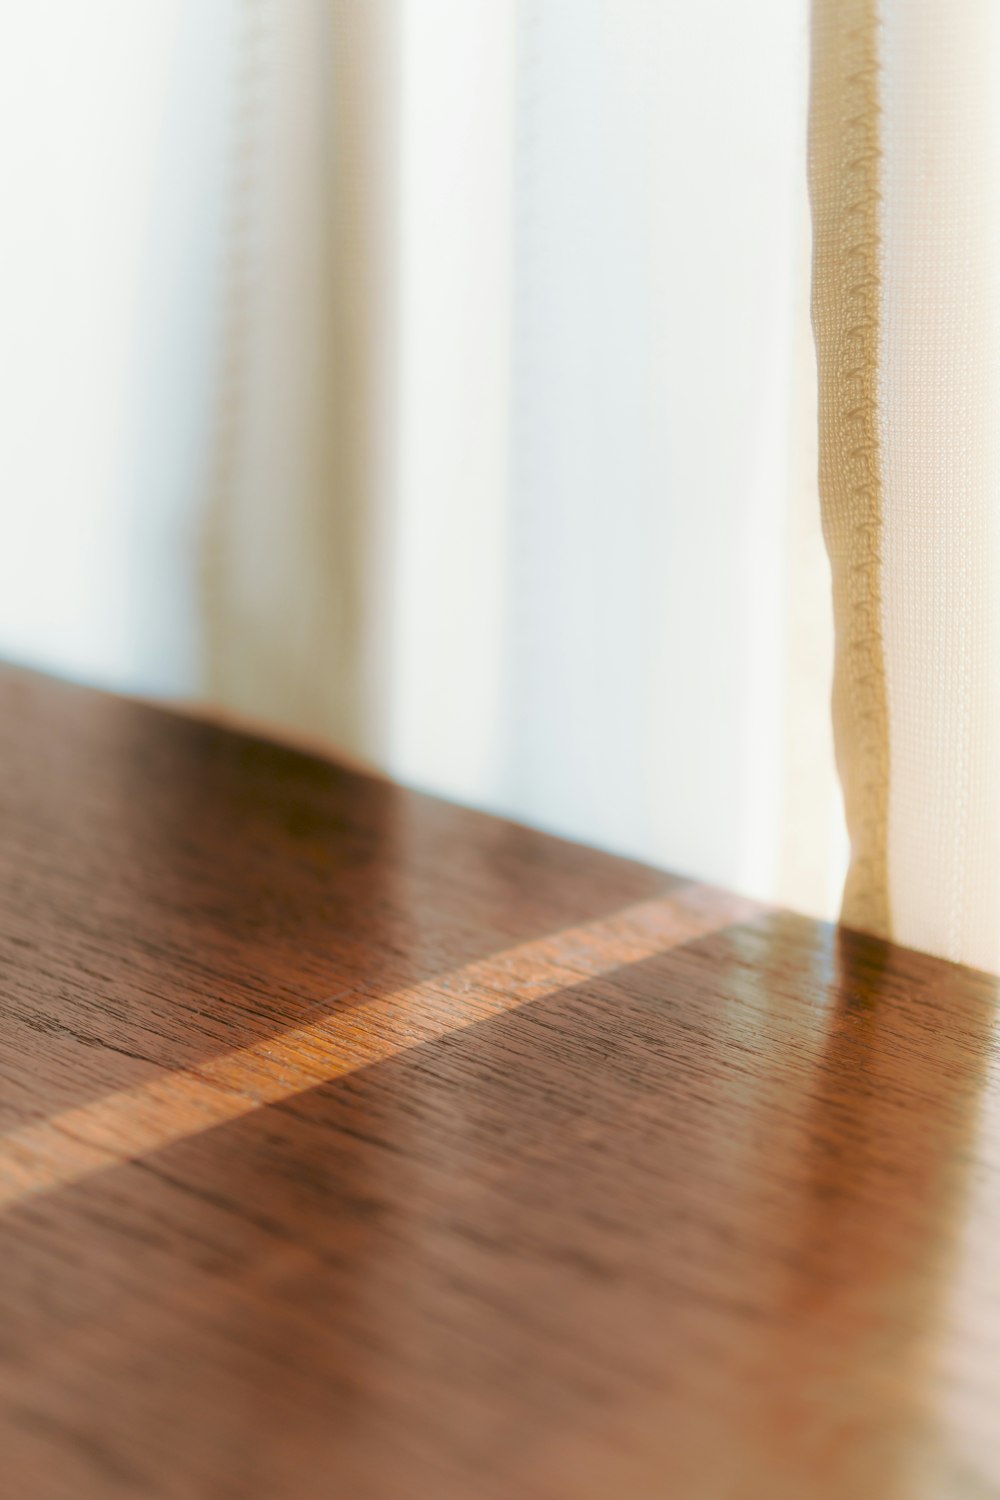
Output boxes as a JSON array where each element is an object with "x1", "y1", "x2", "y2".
[
  {"x1": 878, "y1": 0, "x2": 1000, "y2": 970},
  {"x1": 0, "y1": 1, "x2": 843, "y2": 918}
]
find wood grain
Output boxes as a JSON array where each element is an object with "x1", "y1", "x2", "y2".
[{"x1": 2, "y1": 663, "x2": 999, "y2": 1499}]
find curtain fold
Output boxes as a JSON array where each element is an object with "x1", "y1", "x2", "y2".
[{"x1": 202, "y1": 0, "x2": 399, "y2": 759}]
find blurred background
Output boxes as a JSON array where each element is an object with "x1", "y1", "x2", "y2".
[{"x1": 0, "y1": 0, "x2": 843, "y2": 914}]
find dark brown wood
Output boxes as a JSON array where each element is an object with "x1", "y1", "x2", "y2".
[{"x1": 2, "y1": 663, "x2": 999, "y2": 1499}]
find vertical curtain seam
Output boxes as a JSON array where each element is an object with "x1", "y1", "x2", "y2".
[{"x1": 810, "y1": 0, "x2": 892, "y2": 938}]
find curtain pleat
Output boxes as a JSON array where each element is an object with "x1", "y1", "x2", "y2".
[{"x1": 202, "y1": 0, "x2": 398, "y2": 761}]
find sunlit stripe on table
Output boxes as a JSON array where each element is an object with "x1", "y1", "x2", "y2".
[{"x1": 0, "y1": 883, "x2": 761, "y2": 1208}]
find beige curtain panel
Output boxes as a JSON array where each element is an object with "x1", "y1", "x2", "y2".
[{"x1": 811, "y1": 0, "x2": 1000, "y2": 972}]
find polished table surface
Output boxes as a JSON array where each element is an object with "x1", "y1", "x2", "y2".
[{"x1": 2, "y1": 664, "x2": 999, "y2": 1499}]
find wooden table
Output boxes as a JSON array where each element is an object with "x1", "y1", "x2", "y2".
[{"x1": 2, "y1": 665, "x2": 999, "y2": 1499}]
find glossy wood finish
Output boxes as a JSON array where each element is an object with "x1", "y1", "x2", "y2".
[{"x1": 2, "y1": 664, "x2": 1000, "y2": 1500}]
